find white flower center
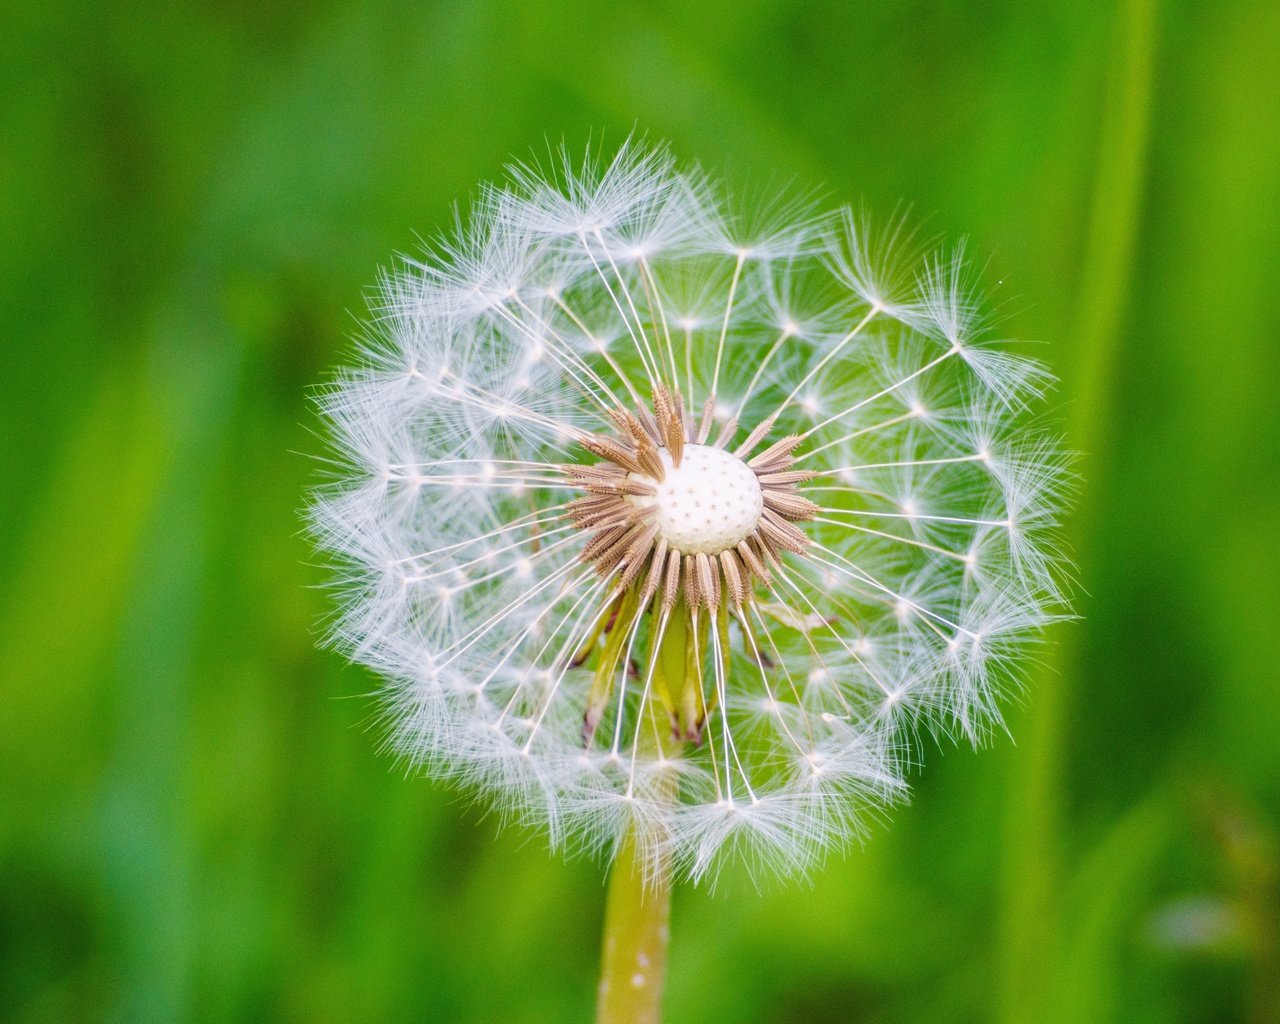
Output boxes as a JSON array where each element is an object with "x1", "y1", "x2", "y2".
[{"x1": 630, "y1": 444, "x2": 764, "y2": 555}]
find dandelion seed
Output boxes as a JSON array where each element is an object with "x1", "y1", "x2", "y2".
[{"x1": 310, "y1": 139, "x2": 1070, "y2": 894}]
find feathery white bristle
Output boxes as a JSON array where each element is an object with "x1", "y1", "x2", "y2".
[{"x1": 309, "y1": 138, "x2": 1071, "y2": 885}]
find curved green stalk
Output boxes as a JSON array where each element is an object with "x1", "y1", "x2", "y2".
[{"x1": 997, "y1": 1, "x2": 1158, "y2": 1021}]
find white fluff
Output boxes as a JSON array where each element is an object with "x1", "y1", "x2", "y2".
[{"x1": 309, "y1": 140, "x2": 1071, "y2": 884}]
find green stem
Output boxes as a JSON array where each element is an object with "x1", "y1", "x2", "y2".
[
  {"x1": 596, "y1": 599, "x2": 692, "y2": 1024},
  {"x1": 595, "y1": 829, "x2": 672, "y2": 1024}
]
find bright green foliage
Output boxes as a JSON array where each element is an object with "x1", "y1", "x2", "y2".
[{"x1": 2, "y1": 1, "x2": 1278, "y2": 1021}]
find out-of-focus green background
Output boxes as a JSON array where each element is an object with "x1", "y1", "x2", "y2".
[{"x1": 4, "y1": 1, "x2": 1278, "y2": 1021}]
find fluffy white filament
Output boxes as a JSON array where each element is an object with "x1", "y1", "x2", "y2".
[{"x1": 310, "y1": 140, "x2": 1070, "y2": 884}]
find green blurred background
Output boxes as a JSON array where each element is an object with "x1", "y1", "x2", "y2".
[{"x1": 4, "y1": 0, "x2": 1278, "y2": 1021}]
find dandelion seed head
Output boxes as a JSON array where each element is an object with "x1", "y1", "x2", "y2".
[
  {"x1": 309, "y1": 138, "x2": 1072, "y2": 884},
  {"x1": 627, "y1": 445, "x2": 763, "y2": 556}
]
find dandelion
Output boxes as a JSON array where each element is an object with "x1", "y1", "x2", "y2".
[{"x1": 310, "y1": 139, "x2": 1070, "y2": 1023}]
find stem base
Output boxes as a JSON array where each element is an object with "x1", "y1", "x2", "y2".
[{"x1": 595, "y1": 830, "x2": 671, "y2": 1024}]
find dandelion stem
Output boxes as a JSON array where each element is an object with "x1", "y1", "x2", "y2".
[
  {"x1": 595, "y1": 828, "x2": 672, "y2": 1024},
  {"x1": 599, "y1": 598, "x2": 691, "y2": 1024}
]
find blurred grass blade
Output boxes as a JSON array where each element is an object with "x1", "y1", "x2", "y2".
[
  {"x1": 997, "y1": 0, "x2": 1159, "y2": 1021},
  {"x1": 0, "y1": 367, "x2": 170, "y2": 827},
  {"x1": 1051, "y1": 796, "x2": 1174, "y2": 1024}
]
